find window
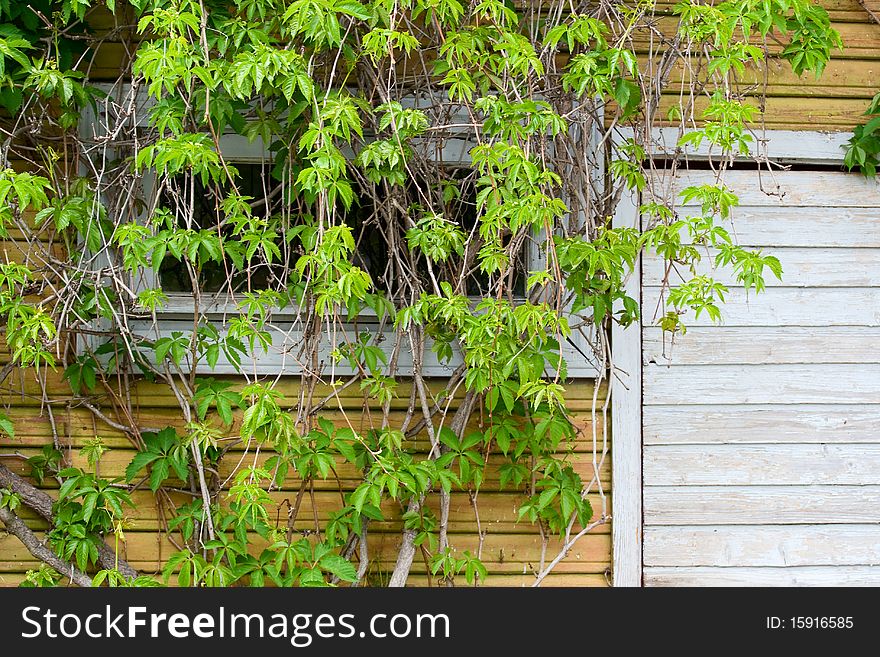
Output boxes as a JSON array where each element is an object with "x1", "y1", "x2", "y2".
[
  {"x1": 157, "y1": 161, "x2": 280, "y2": 293},
  {"x1": 136, "y1": 134, "x2": 283, "y2": 312},
  {"x1": 151, "y1": 156, "x2": 529, "y2": 302},
  {"x1": 81, "y1": 85, "x2": 594, "y2": 376}
]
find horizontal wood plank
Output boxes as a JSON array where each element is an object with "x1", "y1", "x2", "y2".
[
  {"x1": 642, "y1": 57, "x2": 880, "y2": 98},
  {"x1": 642, "y1": 287, "x2": 880, "y2": 327},
  {"x1": 0, "y1": 531, "x2": 611, "y2": 572},
  {"x1": 0, "y1": 448, "x2": 611, "y2": 491},
  {"x1": 0, "y1": 566, "x2": 608, "y2": 587},
  {"x1": 645, "y1": 485, "x2": 880, "y2": 524},
  {"x1": 654, "y1": 0, "x2": 876, "y2": 23},
  {"x1": 644, "y1": 404, "x2": 880, "y2": 444},
  {"x1": 10, "y1": 488, "x2": 611, "y2": 534},
  {"x1": 645, "y1": 565, "x2": 880, "y2": 586},
  {"x1": 643, "y1": 363, "x2": 880, "y2": 405},
  {"x1": 644, "y1": 444, "x2": 880, "y2": 486},
  {"x1": 654, "y1": 170, "x2": 880, "y2": 206},
  {"x1": 682, "y1": 207, "x2": 880, "y2": 247},
  {"x1": 644, "y1": 525, "x2": 880, "y2": 567},
  {"x1": 643, "y1": 327, "x2": 880, "y2": 365},
  {"x1": 635, "y1": 20, "x2": 880, "y2": 60},
  {"x1": 643, "y1": 248, "x2": 880, "y2": 288},
  {"x1": 0, "y1": 371, "x2": 607, "y2": 407}
]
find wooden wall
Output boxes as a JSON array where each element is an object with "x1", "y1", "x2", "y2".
[
  {"x1": 84, "y1": 0, "x2": 880, "y2": 131},
  {"x1": 641, "y1": 169, "x2": 880, "y2": 586},
  {"x1": 0, "y1": 370, "x2": 612, "y2": 586},
  {"x1": 5, "y1": 1, "x2": 880, "y2": 587},
  {"x1": 0, "y1": 6, "x2": 618, "y2": 587},
  {"x1": 650, "y1": 0, "x2": 880, "y2": 130}
]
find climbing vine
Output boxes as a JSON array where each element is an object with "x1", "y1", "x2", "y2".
[{"x1": 0, "y1": 0, "x2": 837, "y2": 587}]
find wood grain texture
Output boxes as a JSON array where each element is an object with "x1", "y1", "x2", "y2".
[
  {"x1": 645, "y1": 161, "x2": 880, "y2": 590},
  {"x1": 84, "y1": 1, "x2": 880, "y2": 130},
  {"x1": 644, "y1": 525, "x2": 880, "y2": 567},
  {"x1": 644, "y1": 363, "x2": 880, "y2": 405},
  {"x1": 642, "y1": 286, "x2": 880, "y2": 327},
  {"x1": 644, "y1": 207, "x2": 880, "y2": 248},
  {"x1": 0, "y1": 570, "x2": 611, "y2": 588},
  {"x1": 644, "y1": 566, "x2": 880, "y2": 586},
  {"x1": 631, "y1": 129, "x2": 855, "y2": 167},
  {"x1": 0, "y1": 377, "x2": 612, "y2": 586},
  {"x1": 0, "y1": 370, "x2": 608, "y2": 407},
  {"x1": 644, "y1": 486, "x2": 880, "y2": 525},
  {"x1": 643, "y1": 248, "x2": 880, "y2": 288},
  {"x1": 0, "y1": 531, "x2": 612, "y2": 573},
  {"x1": 656, "y1": 96, "x2": 875, "y2": 130},
  {"x1": 649, "y1": 170, "x2": 880, "y2": 207},
  {"x1": 611, "y1": 191, "x2": 643, "y2": 587},
  {"x1": 9, "y1": 489, "x2": 611, "y2": 535},
  {"x1": 643, "y1": 327, "x2": 880, "y2": 365},
  {"x1": 655, "y1": 0, "x2": 875, "y2": 23},
  {"x1": 651, "y1": 57, "x2": 880, "y2": 98},
  {"x1": 0, "y1": 409, "x2": 607, "y2": 451},
  {"x1": 644, "y1": 404, "x2": 880, "y2": 444},
  {"x1": 130, "y1": 318, "x2": 598, "y2": 377},
  {"x1": 0, "y1": 450, "x2": 611, "y2": 491},
  {"x1": 645, "y1": 444, "x2": 880, "y2": 486},
  {"x1": 633, "y1": 19, "x2": 880, "y2": 60}
]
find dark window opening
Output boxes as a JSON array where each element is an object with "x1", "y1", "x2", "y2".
[
  {"x1": 158, "y1": 162, "x2": 283, "y2": 293},
  {"x1": 156, "y1": 162, "x2": 527, "y2": 298},
  {"x1": 346, "y1": 168, "x2": 526, "y2": 298}
]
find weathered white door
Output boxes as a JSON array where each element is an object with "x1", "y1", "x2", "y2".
[{"x1": 640, "y1": 168, "x2": 880, "y2": 585}]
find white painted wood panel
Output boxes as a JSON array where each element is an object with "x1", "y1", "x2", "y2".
[
  {"x1": 644, "y1": 405, "x2": 880, "y2": 444},
  {"x1": 644, "y1": 486, "x2": 880, "y2": 525},
  {"x1": 644, "y1": 525, "x2": 880, "y2": 567},
  {"x1": 643, "y1": 207, "x2": 880, "y2": 248},
  {"x1": 640, "y1": 167, "x2": 880, "y2": 586},
  {"x1": 643, "y1": 248, "x2": 880, "y2": 288},
  {"x1": 643, "y1": 327, "x2": 880, "y2": 365},
  {"x1": 645, "y1": 445, "x2": 880, "y2": 486},
  {"x1": 643, "y1": 364, "x2": 880, "y2": 405},
  {"x1": 652, "y1": 170, "x2": 880, "y2": 206},
  {"x1": 642, "y1": 287, "x2": 880, "y2": 326},
  {"x1": 644, "y1": 566, "x2": 880, "y2": 587},
  {"x1": 129, "y1": 319, "x2": 600, "y2": 377}
]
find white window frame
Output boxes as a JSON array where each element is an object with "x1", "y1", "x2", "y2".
[{"x1": 80, "y1": 84, "x2": 599, "y2": 377}]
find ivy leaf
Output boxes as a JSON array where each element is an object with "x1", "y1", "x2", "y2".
[
  {"x1": 0, "y1": 413, "x2": 14, "y2": 439},
  {"x1": 319, "y1": 553, "x2": 357, "y2": 582},
  {"x1": 335, "y1": 0, "x2": 371, "y2": 19},
  {"x1": 149, "y1": 458, "x2": 170, "y2": 493},
  {"x1": 81, "y1": 492, "x2": 98, "y2": 524}
]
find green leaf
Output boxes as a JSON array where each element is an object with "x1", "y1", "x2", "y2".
[
  {"x1": 537, "y1": 487, "x2": 558, "y2": 509},
  {"x1": 81, "y1": 492, "x2": 98, "y2": 524},
  {"x1": 319, "y1": 553, "x2": 357, "y2": 582},
  {"x1": 0, "y1": 414, "x2": 13, "y2": 439},
  {"x1": 148, "y1": 458, "x2": 170, "y2": 492},
  {"x1": 125, "y1": 451, "x2": 160, "y2": 482}
]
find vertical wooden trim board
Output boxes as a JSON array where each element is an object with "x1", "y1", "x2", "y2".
[{"x1": 611, "y1": 191, "x2": 643, "y2": 587}]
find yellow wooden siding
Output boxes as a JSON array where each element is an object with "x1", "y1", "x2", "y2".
[
  {"x1": 0, "y1": 370, "x2": 611, "y2": 586},
  {"x1": 85, "y1": 12, "x2": 880, "y2": 130},
  {"x1": 0, "y1": 144, "x2": 612, "y2": 586},
  {"x1": 82, "y1": 2, "x2": 880, "y2": 130},
  {"x1": 642, "y1": 22, "x2": 880, "y2": 129}
]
